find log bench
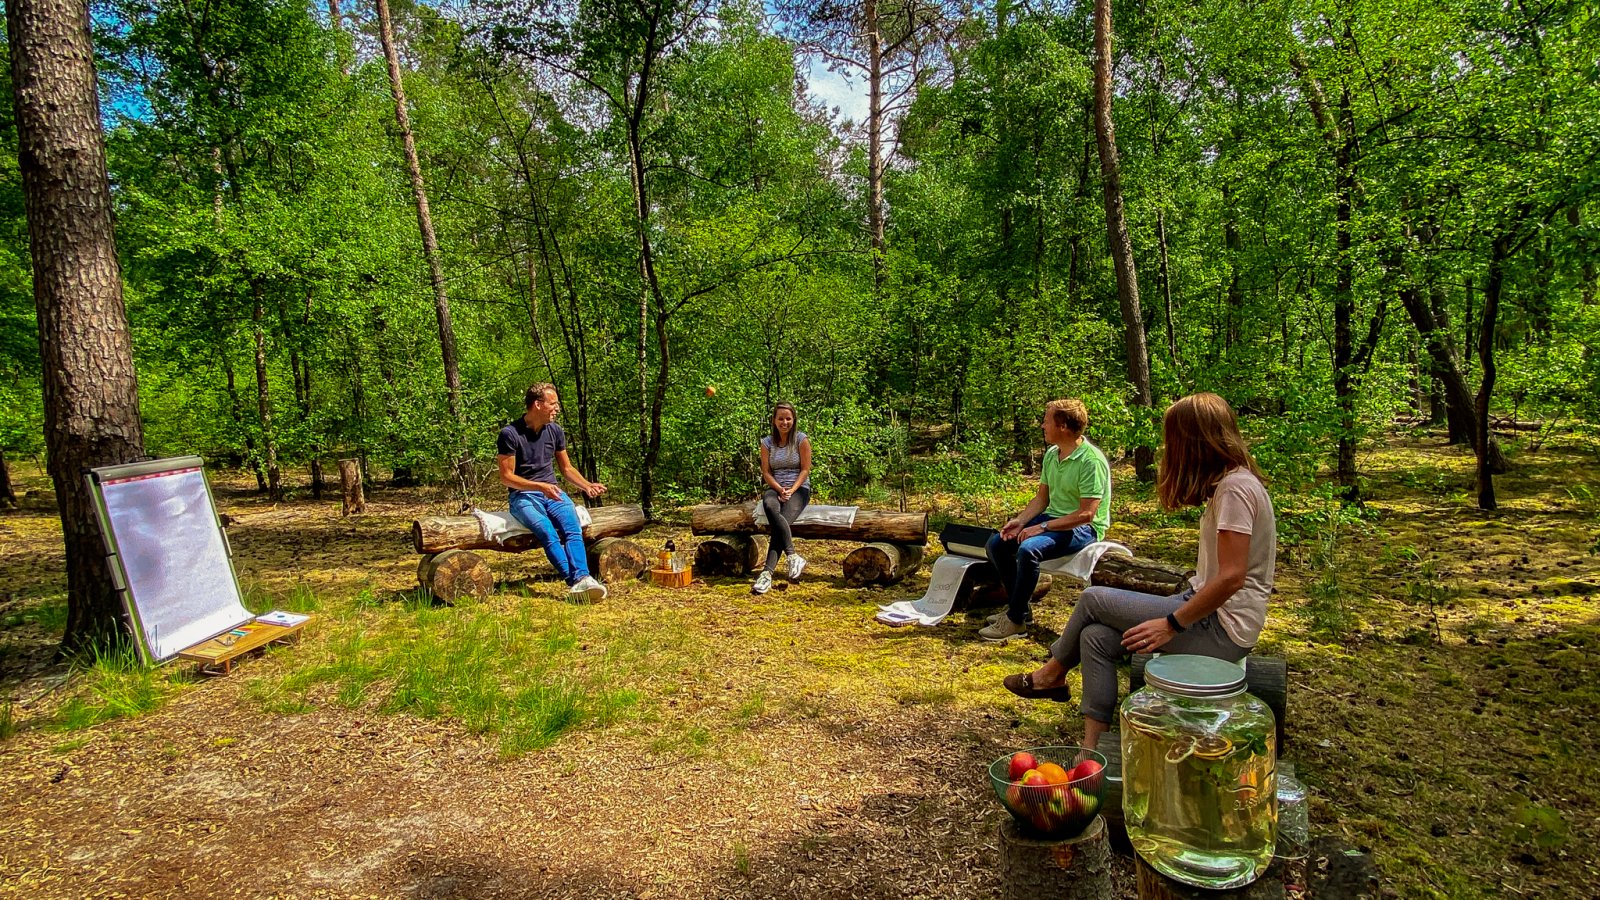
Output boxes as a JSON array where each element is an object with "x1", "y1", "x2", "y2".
[
  {"x1": 688, "y1": 501, "x2": 929, "y2": 586},
  {"x1": 410, "y1": 504, "x2": 648, "y2": 602}
]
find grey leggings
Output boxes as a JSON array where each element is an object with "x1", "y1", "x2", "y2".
[
  {"x1": 1050, "y1": 585, "x2": 1249, "y2": 724},
  {"x1": 761, "y1": 486, "x2": 810, "y2": 573}
]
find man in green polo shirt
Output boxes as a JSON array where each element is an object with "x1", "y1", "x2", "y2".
[{"x1": 979, "y1": 398, "x2": 1112, "y2": 641}]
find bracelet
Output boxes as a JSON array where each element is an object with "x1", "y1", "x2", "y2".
[{"x1": 1166, "y1": 612, "x2": 1186, "y2": 633}]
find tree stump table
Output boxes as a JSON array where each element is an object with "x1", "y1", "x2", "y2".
[{"x1": 997, "y1": 815, "x2": 1113, "y2": 900}]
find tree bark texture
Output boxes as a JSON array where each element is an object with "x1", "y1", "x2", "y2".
[
  {"x1": 339, "y1": 457, "x2": 365, "y2": 516},
  {"x1": 1091, "y1": 0, "x2": 1155, "y2": 482},
  {"x1": 997, "y1": 816, "x2": 1113, "y2": 900},
  {"x1": 0, "y1": 448, "x2": 15, "y2": 508},
  {"x1": 1090, "y1": 554, "x2": 1188, "y2": 595},
  {"x1": 1135, "y1": 853, "x2": 1284, "y2": 899},
  {"x1": 375, "y1": 0, "x2": 467, "y2": 490},
  {"x1": 1476, "y1": 236, "x2": 1508, "y2": 510},
  {"x1": 689, "y1": 501, "x2": 928, "y2": 543},
  {"x1": 7, "y1": 0, "x2": 148, "y2": 653},
  {"x1": 693, "y1": 533, "x2": 765, "y2": 576},
  {"x1": 417, "y1": 550, "x2": 493, "y2": 604},
  {"x1": 842, "y1": 542, "x2": 925, "y2": 586},
  {"x1": 1397, "y1": 281, "x2": 1506, "y2": 469},
  {"x1": 865, "y1": 0, "x2": 886, "y2": 295},
  {"x1": 412, "y1": 504, "x2": 647, "y2": 554},
  {"x1": 250, "y1": 289, "x2": 282, "y2": 501},
  {"x1": 586, "y1": 537, "x2": 649, "y2": 583}
]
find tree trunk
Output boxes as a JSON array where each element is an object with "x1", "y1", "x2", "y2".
[
  {"x1": 375, "y1": 0, "x2": 467, "y2": 493},
  {"x1": 251, "y1": 288, "x2": 282, "y2": 501},
  {"x1": 1477, "y1": 237, "x2": 1508, "y2": 510},
  {"x1": 587, "y1": 536, "x2": 649, "y2": 584},
  {"x1": 1091, "y1": 0, "x2": 1154, "y2": 482},
  {"x1": 843, "y1": 542, "x2": 926, "y2": 586},
  {"x1": 0, "y1": 448, "x2": 15, "y2": 508},
  {"x1": 413, "y1": 504, "x2": 648, "y2": 554},
  {"x1": 1332, "y1": 80, "x2": 1359, "y2": 502},
  {"x1": 417, "y1": 550, "x2": 493, "y2": 604},
  {"x1": 339, "y1": 457, "x2": 365, "y2": 516},
  {"x1": 865, "y1": 0, "x2": 886, "y2": 296},
  {"x1": 690, "y1": 501, "x2": 928, "y2": 543},
  {"x1": 997, "y1": 817, "x2": 1114, "y2": 900},
  {"x1": 694, "y1": 534, "x2": 765, "y2": 576},
  {"x1": 1398, "y1": 282, "x2": 1506, "y2": 471},
  {"x1": 8, "y1": 0, "x2": 148, "y2": 654}
]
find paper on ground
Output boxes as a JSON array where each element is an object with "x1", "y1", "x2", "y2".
[
  {"x1": 875, "y1": 555, "x2": 982, "y2": 626},
  {"x1": 473, "y1": 505, "x2": 593, "y2": 543},
  {"x1": 753, "y1": 502, "x2": 857, "y2": 528}
]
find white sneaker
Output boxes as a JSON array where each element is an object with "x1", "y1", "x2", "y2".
[
  {"x1": 752, "y1": 571, "x2": 773, "y2": 595},
  {"x1": 986, "y1": 611, "x2": 1031, "y2": 626},
  {"x1": 979, "y1": 616, "x2": 1027, "y2": 641},
  {"x1": 786, "y1": 554, "x2": 807, "y2": 582},
  {"x1": 581, "y1": 575, "x2": 608, "y2": 603},
  {"x1": 566, "y1": 579, "x2": 591, "y2": 600}
]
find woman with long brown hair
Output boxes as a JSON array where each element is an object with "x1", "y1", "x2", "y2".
[
  {"x1": 753, "y1": 402, "x2": 812, "y2": 594},
  {"x1": 1001, "y1": 393, "x2": 1276, "y2": 752}
]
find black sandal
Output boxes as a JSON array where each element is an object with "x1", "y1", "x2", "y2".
[{"x1": 1003, "y1": 672, "x2": 1073, "y2": 702}]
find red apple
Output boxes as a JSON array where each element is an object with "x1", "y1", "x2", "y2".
[
  {"x1": 1069, "y1": 758, "x2": 1104, "y2": 784},
  {"x1": 1008, "y1": 751, "x2": 1039, "y2": 782}
]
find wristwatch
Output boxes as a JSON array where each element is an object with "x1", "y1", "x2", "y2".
[{"x1": 1166, "y1": 612, "x2": 1186, "y2": 633}]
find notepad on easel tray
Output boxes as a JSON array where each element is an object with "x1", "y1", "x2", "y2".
[{"x1": 255, "y1": 610, "x2": 310, "y2": 627}]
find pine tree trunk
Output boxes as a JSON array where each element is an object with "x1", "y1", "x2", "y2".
[
  {"x1": 375, "y1": 0, "x2": 468, "y2": 492},
  {"x1": 865, "y1": 0, "x2": 886, "y2": 297},
  {"x1": 1332, "y1": 81, "x2": 1359, "y2": 502},
  {"x1": 1092, "y1": 0, "x2": 1155, "y2": 482},
  {"x1": 1477, "y1": 237, "x2": 1508, "y2": 510},
  {"x1": 251, "y1": 288, "x2": 282, "y2": 501},
  {"x1": 7, "y1": 0, "x2": 147, "y2": 653}
]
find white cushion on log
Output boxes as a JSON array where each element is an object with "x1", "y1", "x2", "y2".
[
  {"x1": 472, "y1": 505, "x2": 593, "y2": 543},
  {"x1": 752, "y1": 502, "x2": 858, "y2": 528},
  {"x1": 1038, "y1": 541, "x2": 1132, "y2": 583}
]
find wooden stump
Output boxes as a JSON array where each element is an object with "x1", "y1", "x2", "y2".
[
  {"x1": 955, "y1": 560, "x2": 1052, "y2": 611},
  {"x1": 842, "y1": 542, "x2": 926, "y2": 586},
  {"x1": 1132, "y1": 654, "x2": 1288, "y2": 752},
  {"x1": 417, "y1": 549, "x2": 493, "y2": 604},
  {"x1": 339, "y1": 458, "x2": 365, "y2": 516},
  {"x1": 694, "y1": 534, "x2": 764, "y2": 576},
  {"x1": 1136, "y1": 854, "x2": 1284, "y2": 899},
  {"x1": 1091, "y1": 554, "x2": 1188, "y2": 595},
  {"x1": 1305, "y1": 836, "x2": 1381, "y2": 898},
  {"x1": 588, "y1": 537, "x2": 648, "y2": 583},
  {"x1": 997, "y1": 815, "x2": 1113, "y2": 900}
]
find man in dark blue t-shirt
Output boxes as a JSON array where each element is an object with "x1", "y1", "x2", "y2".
[{"x1": 497, "y1": 383, "x2": 609, "y2": 601}]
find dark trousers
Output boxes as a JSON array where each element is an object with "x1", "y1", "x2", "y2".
[
  {"x1": 761, "y1": 486, "x2": 811, "y2": 573},
  {"x1": 985, "y1": 514, "x2": 1096, "y2": 625}
]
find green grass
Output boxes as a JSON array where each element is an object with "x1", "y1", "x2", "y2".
[
  {"x1": 49, "y1": 643, "x2": 182, "y2": 732},
  {"x1": 254, "y1": 592, "x2": 645, "y2": 757}
]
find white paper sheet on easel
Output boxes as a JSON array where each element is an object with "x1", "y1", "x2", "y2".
[{"x1": 875, "y1": 555, "x2": 982, "y2": 627}]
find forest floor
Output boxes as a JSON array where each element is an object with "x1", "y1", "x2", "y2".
[{"x1": 0, "y1": 429, "x2": 1597, "y2": 899}]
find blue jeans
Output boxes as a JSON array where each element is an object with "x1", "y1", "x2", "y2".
[
  {"x1": 508, "y1": 490, "x2": 590, "y2": 585},
  {"x1": 986, "y1": 515, "x2": 1096, "y2": 626}
]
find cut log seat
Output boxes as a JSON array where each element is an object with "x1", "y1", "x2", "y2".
[
  {"x1": 843, "y1": 542, "x2": 926, "y2": 586},
  {"x1": 412, "y1": 504, "x2": 647, "y2": 554},
  {"x1": 689, "y1": 501, "x2": 928, "y2": 544}
]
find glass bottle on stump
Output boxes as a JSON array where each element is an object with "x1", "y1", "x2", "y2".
[{"x1": 1120, "y1": 654, "x2": 1277, "y2": 889}]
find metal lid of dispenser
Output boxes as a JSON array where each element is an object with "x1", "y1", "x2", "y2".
[{"x1": 1144, "y1": 654, "x2": 1248, "y2": 699}]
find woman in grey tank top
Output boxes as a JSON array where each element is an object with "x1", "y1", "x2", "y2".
[{"x1": 754, "y1": 402, "x2": 812, "y2": 594}]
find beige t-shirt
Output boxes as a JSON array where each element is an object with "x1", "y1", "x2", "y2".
[{"x1": 1189, "y1": 468, "x2": 1276, "y2": 648}]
